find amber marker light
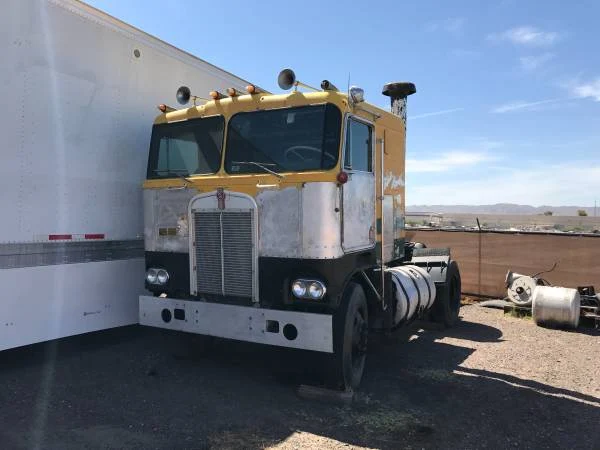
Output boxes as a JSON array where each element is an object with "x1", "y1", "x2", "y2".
[
  {"x1": 157, "y1": 104, "x2": 168, "y2": 113},
  {"x1": 227, "y1": 87, "x2": 238, "y2": 97},
  {"x1": 246, "y1": 84, "x2": 256, "y2": 94}
]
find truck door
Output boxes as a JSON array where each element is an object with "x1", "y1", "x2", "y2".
[{"x1": 341, "y1": 116, "x2": 375, "y2": 252}]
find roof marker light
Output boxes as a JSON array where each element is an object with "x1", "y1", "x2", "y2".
[
  {"x1": 209, "y1": 91, "x2": 224, "y2": 100},
  {"x1": 157, "y1": 104, "x2": 175, "y2": 113}
]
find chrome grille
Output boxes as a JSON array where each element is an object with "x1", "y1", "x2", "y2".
[{"x1": 194, "y1": 210, "x2": 254, "y2": 298}]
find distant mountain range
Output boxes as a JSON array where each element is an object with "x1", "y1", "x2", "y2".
[{"x1": 406, "y1": 203, "x2": 598, "y2": 216}]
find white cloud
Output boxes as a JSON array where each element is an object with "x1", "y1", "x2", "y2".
[
  {"x1": 488, "y1": 26, "x2": 561, "y2": 46},
  {"x1": 572, "y1": 78, "x2": 600, "y2": 101},
  {"x1": 426, "y1": 18, "x2": 466, "y2": 34},
  {"x1": 407, "y1": 151, "x2": 495, "y2": 173},
  {"x1": 490, "y1": 98, "x2": 564, "y2": 113},
  {"x1": 519, "y1": 52, "x2": 555, "y2": 71},
  {"x1": 407, "y1": 163, "x2": 600, "y2": 205},
  {"x1": 409, "y1": 108, "x2": 464, "y2": 120}
]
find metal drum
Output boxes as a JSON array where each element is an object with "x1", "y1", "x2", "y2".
[
  {"x1": 506, "y1": 271, "x2": 537, "y2": 307},
  {"x1": 532, "y1": 286, "x2": 580, "y2": 329},
  {"x1": 387, "y1": 265, "x2": 436, "y2": 326}
]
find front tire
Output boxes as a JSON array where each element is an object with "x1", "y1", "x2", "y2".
[{"x1": 327, "y1": 282, "x2": 369, "y2": 391}]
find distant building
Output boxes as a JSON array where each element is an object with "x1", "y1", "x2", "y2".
[{"x1": 406, "y1": 212, "x2": 443, "y2": 227}]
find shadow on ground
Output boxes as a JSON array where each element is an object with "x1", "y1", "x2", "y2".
[{"x1": 0, "y1": 316, "x2": 598, "y2": 449}]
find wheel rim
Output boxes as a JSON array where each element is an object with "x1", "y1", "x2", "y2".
[{"x1": 351, "y1": 309, "x2": 368, "y2": 371}]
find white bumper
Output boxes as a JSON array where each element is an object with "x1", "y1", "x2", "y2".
[{"x1": 139, "y1": 295, "x2": 333, "y2": 353}]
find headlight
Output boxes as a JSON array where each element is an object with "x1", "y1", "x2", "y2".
[
  {"x1": 157, "y1": 269, "x2": 169, "y2": 285},
  {"x1": 291, "y1": 280, "x2": 307, "y2": 298},
  {"x1": 146, "y1": 268, "x2": 169, "y2": 285},
  {"x1": 291, "y1": 279, "x2": 326, "y2": 300},
  {"x1": 308, "y1": 281, "x2": 325, "y2": 299},
  {"x1": 146, "y1": 268, "x2": 158, "y2": 284}
]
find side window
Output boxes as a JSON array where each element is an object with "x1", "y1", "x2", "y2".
[
  {"x1": 344, "y1": 118, "x2": 373, "y2": 172},
  {"x1": 157, "y1": 132, "x2": 200, "y2": 173}
]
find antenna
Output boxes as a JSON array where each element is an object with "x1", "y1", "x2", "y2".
[{"x1": 347, "y1": 72, "x2": 351, "y2": 96}]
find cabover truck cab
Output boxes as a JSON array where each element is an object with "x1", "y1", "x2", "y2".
[{"x1": 139, "y1": 70, "x2": 462, "y2": 390}]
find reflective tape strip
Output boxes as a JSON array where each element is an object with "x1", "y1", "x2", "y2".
[
  {"x1": 49, "y1": 234, "x2": 73, "y2": 241},
  {"x1": 84, "y1": 233, "x2": 105, "y2": 240},
  {"x1": 46, "y1": 233, "x2": 106, "y2": 240},
  {"x1": 0, "y1": 239, "x2": 144, "y2": 269}
]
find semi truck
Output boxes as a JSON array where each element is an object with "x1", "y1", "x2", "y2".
[
  {"x1": 1, "y1": 0, "x2": 253, "y2": 351},
  {"x1": 139, "y1": 70, "x2": 462, "y2": 390}
]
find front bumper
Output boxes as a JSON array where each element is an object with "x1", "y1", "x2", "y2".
[{"x1": 139, "y1": 295, "x2": 333, "y2": 353}]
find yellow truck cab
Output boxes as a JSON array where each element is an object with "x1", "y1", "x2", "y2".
[{"x1": 139, "y1": 69, "x2": 461, "y2": 391}]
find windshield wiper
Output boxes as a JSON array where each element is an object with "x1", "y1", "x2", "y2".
[
  {"x1": 152, "y1": 169, "x2": 193, "y2": 186},
  {"x1": 231, "y1": 161, "x2": 284, "y2": 179}
]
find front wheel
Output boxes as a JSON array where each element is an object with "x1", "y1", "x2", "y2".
[{"x1": 326, "y1": 282, "x2": 369, "y2": 391}]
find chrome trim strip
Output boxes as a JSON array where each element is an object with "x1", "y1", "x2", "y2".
[
  {"x1": 0, "y1": 240, "x2": 144, "y2": 269},
  {"x1": 219, "y1": 212, "x2": 225, "y2": 295}
]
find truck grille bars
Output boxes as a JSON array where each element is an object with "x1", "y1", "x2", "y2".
[{"x1": 194, "y1": 211, "x2": 254, "y2": 298}]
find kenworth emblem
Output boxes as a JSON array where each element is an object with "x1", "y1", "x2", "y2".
[{"x1": 216, "y1": 188, "x2": 225, "y2": 210}]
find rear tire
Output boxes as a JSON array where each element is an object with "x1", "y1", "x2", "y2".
[
  {"x1": 430, "y1": 260, "x2": 461, "y2": 327},
  {"x1": 326, "y1": 282, "x2": 369, "y2": 391}
]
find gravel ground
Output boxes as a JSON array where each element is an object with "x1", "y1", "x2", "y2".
[{"x1": 0, "y1": 304, "x2": 598, "y2": 449}]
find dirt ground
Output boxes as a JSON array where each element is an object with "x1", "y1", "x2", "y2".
[{"x1": 0, "y1": 304, "x2": 599, "y2": 450}]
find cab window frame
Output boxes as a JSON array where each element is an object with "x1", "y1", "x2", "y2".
[
  {"x1": 146, "y1": 114, "x2": 225, "y2": 179},
  {"x1": 342, "y1": 115, "x2": 374, "y2": 173},
  {"x1": 223, "y1": 103, "x2": 343, "y2": 175}
]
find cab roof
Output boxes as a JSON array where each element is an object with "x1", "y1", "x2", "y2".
[{"x1": 154, "y1": 90, "x2": 401, "y2": 129}]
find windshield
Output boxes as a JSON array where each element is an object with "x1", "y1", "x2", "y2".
[
  {"x1": 224, "y1": 104, "x2": 341, "y2": 174},
  {"x1": 147, "y1": 115, "x2": 224, "y2": 179}
]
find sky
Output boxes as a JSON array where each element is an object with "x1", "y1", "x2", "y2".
[{"x1": 87, "y1": 0, "x2": 600, "y2": 206}]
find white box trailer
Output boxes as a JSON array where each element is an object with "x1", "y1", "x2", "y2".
[{"x1": 0, "y1": 0, "x2": 251, "y2": 351}]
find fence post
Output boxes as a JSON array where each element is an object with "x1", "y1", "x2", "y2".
[{"x1": 476, "y1": 218, "x2": 482, "y2": 296}]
